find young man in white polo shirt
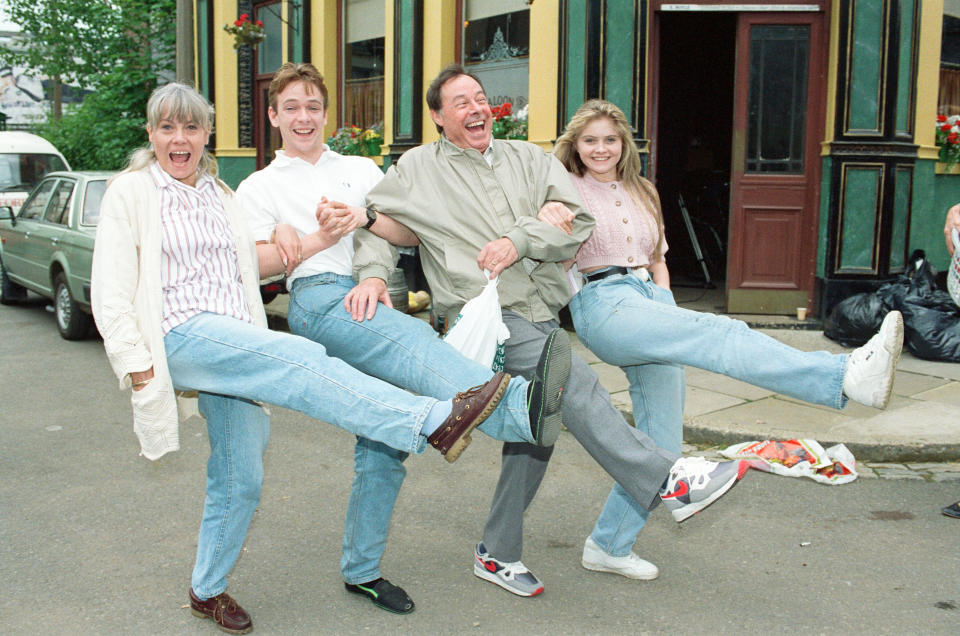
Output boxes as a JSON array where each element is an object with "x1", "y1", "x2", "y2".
[{"x1": 237, "y1": 62, "x2": 569, "y2": 614}]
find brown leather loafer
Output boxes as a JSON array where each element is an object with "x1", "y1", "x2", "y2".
[
  {"x1": 189, "y1": 588, "x2": 253, "y2": 635},
  {"x1": 427, "y1": 371, "x2": 510, "y2": 462}
]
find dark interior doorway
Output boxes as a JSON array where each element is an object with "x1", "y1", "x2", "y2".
[{"x1": 655, "y1": 12, "x2": 736, "y2": 286}]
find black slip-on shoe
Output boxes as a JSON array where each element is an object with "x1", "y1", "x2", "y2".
[
  {"x1": 942, "y1": 501, "x2": 960, "y2": 519},
  {"x1": 345, "y1": 578, "x2": 415, "y2": 614},
  {"x1": 527, "y1": 327, "x2": 571, "y2": 447}
]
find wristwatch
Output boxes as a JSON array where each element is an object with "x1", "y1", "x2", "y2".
[{"x1": 364, "y1": 205, "x2": 378, "y2": 229}]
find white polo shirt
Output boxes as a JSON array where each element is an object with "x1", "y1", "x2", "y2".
[{"x1": 237, "y1": 146, "x2": 384, "y2": 285}]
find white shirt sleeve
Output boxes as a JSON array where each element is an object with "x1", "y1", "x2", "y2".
[{"x1": 236, "y1": 175, "x2": 279, "y2": 243}]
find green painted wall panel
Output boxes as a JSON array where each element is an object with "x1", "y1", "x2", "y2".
[
  {"x1": 197, "y1": 0, "x2": 210, "y2": 99},
  {"x1": 895, "y1": 0, "x2": 914, "y2": 134},
  {"x1": 604, "y1": 0, "x2": 634, "y2": 117},
  {"x1": 848, "y1": 0, "x2": 883, "y2": 132},
  {"x1": 930, "y1": 167, "x2": 960, "y2": 270},
  {"x1": 396, "y1": 0, "x2": 414, "y2": 137},
  {"x1": 839, "y1": 166, "x2": 880, "y2": 270},
  {"x1": 817, "y1": 156, "x2": 832, "y2": 277},
  {"x1": 292, "y1": 3, "x2": 305, "y2": 63},
  {"x1": 890, "y1": 167, "x2": 911, "y2": 270},
  {"x1": 564, "y1": 1, "x2": 587, "y2": 126},
  {"x1": 217, "y1": 156, "x2": 257, "y2": 191}
]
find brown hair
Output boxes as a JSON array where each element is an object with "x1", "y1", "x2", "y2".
[
  {"x1": 554, "y1": 99, "x2": 666, "y2": 261},
  {"x1": 425, "y1": 63, "x2": 485, "y2": 133},
  {"x1": 268, "y1": 62, "x2": 328, "y2": 112}
]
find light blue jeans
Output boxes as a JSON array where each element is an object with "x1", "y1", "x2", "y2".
[
  {"x1": 287, "y1": 273, "x2": 534, "y2": 584},
  {"x1": 163, "y1": 310, "x2": 452, "y2": 597},
  {"x1": 569, "y1": 272, "x2": 848, "y2": 556}
]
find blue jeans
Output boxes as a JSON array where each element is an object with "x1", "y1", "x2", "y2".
[
  {"x1": 164, "y1": 311, "x2": 450, "y2": 597},
  {"x1": 287, "y1": 273, "x2": 534, "y2": 583},
  {"x1": 189, "y1": 393, "x2": 269, "y2": 599},
  {"x1": 569, "y1": 272, "x2": 848, "y2": 556}
]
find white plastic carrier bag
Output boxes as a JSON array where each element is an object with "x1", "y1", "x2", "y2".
[{"x1": 443, "y1": 272, "x2": 510, "y2": 371}]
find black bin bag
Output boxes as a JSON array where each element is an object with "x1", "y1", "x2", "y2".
[{"x1": 823, "y1": 293, "x2": 888, "y2": 347}]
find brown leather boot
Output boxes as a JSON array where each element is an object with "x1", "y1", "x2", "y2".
[
  {"x1": 189, "y1": 588, "x2": 253, "y2": 634},
  {"x1": 427, "y1": 371, "x2": 510, "y2": 462}
]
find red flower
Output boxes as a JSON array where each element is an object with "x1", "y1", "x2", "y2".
[
  {"x1": 943, "y1": 124, "x2": 953, "y2": 132},
  {"x1": 949, "y1": 132, "x2": 959, "y2": 144},
  {"x1": 938, "y1": 114, "x2": 948, "y2": 123},
  {"x1": 234, "y1": 19, "x2": 242, "y2": 27},
  {"x1": 255, "y1": 20, "x2": 263, "y2": 27},
  {"x1": 239, "y1": 13, "x2": 249, "y2": 20},
  {"x1": 500, "y1": 102, "x2": 512, "y2": 116}
]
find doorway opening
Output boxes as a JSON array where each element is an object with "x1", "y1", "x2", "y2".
[{"x1": 655, "y1": 12, "x2": 736, "y2": 290}]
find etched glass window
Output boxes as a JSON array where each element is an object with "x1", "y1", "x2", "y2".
[
  {"x1": 746, "y1": 25, "x2": 809, "y2": 174},
  {"x1": 462, "y1": 1, "x2": 529, "y2": 111}
]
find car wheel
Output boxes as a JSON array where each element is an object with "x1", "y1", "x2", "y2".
[
  {"x1": 54, "y1": 273, "x2": 91, "y2": 340},
  {"x1": 0, "y1": 259, "x2": 27, "y2": 305}
]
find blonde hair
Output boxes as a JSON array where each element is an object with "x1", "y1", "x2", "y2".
[
  {"x1": 555, "y1": 99, "x2": 665, "y2": 261},
  {"x1": 125, "y1": 82, "x2": 218, "y2": 180}
]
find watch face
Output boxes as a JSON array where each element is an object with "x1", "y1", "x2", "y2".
[{"x1": 365, "y1": 207, "x2": 377, "y2": 228}]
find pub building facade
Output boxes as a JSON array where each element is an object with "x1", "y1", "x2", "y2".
[{"x1": 194, "y1": 0, "x2": 960, "y2": 317}]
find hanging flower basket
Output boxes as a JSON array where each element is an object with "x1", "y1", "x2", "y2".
[{"x1": 223, "y1": 14, "x2": 265, "y2": 50}]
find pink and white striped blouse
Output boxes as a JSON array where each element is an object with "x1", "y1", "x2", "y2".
[{"x1": 150, "y1": 162, "x2": 253, "y2": 334}]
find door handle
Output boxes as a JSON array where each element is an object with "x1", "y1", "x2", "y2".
[{"x1": 51, "y1": 238, "x2": 59, "y2": 246}]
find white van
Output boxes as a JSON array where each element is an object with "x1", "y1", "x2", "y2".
[{"x1": 0, "y1": 132, "x2": 70, "y2": 213}]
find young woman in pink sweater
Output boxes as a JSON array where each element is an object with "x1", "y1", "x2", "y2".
[{"x1": 541, "y1": 99, "x2": 903, "y2": 580}]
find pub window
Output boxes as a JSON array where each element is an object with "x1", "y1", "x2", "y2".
[
  {"x1": 939, "y1": 3, "x2": 960, "y2": 115},
  {"x1": 343, "y1": 0, "x2": 385, "y2": 129},
  {"x1": 462, "y1": 0, "x2": 529, "y2": 110}
]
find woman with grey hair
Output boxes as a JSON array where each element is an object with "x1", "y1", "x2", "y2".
[{"x1": 91, "y1": 82, "x2": 557, "y2": 633}]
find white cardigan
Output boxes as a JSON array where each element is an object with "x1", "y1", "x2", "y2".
[{"x1": 91, "y1": 168, "x2": 267, "y2": 460}]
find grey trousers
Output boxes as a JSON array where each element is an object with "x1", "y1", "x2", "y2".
[{"x1": 481, "y1": 313, "x2": 680, "y2": 562}]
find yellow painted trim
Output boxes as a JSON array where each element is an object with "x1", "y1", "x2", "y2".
[
  {"x1": 421, "y1": 1, "x2": 457, "y2": 144},
  {"x1": 216, "y1": 148, "x2": 258, "y2": 157},
  {"x1": 915, "y1": 0, "x2": 942, "y2": 154},
  {"x1": 192, "y1": 1, "x2": 199, "y2": 87},
  {"x1": 213, "y1": 3, "x2": 240, "y2": 151},
  {"x1": 821, "y1": 0, "x2": 841, "y2": 153},
  {"x1": 312, "y1": 2, "x2": 340, "y2": 140},
  {"x1": 935, "y1": 161, "x2": 960, "y2": 174},
  {"x1": 528, "y1": 1, "x2": 559, "y2": 151},
  {"x1": 383, "y1": 0, "x2": 395, "y2": 150}
]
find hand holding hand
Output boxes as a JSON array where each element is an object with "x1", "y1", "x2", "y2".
[{"x1": 316, "y1": 197, "x2": 366, "y2": 238}]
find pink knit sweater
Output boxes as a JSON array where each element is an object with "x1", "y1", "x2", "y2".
[{"x1": 570, "y1": 172, "x2": 667, "y2": 271}]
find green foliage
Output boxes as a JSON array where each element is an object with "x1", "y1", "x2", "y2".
[
  {"x1": 3, "y1": 0, "x2": 176, "y2": 170},
  {"x1": 327, "y1": 123, "x2": 384, "y2": 157}
]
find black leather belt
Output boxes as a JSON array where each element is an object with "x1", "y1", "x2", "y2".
[{"x1": 584, "y1": 266, "x2": 630, "y2": 283}]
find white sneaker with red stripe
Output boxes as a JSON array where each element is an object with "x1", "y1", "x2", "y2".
[
  {"x1": 659, "y1": 457, "x2": 749, "y2": 522},
  {"x1": 473, "y1": 542, "x2": 544, "y2": 597}
]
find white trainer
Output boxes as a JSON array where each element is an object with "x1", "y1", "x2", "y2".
[
  {"x1": 581, "y1": 536, "x2": 659, "y2": 580},
  {"x1": 842, "y1": 310, "x2": 903, "y2": 409}
]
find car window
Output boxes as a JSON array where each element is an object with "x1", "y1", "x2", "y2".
[
  {"x1": 44, "y1": 180, "x2": 75, "y2": 225},
  {"x1": 17, "y1": 179, "x2": 56, "y2": 220},
  {"x1": 81, "y1": 179, "x2": 106, "y2": 226},
  {"x1": 0, "y1": 153, "x2": 68, "y2": 193}
]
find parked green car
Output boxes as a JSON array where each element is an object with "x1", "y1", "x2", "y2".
[{"x1": 0, "y1": 171, "x2": 112, "y2": 340}]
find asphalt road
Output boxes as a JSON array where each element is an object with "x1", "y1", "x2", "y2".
[{"x1": 2, "y1": 297, "x2": 959, "y2": 635}]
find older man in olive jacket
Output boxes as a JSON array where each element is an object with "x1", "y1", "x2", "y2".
[{"x1": 350, "y1": 64, "x2": 736, "y2": 597}]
